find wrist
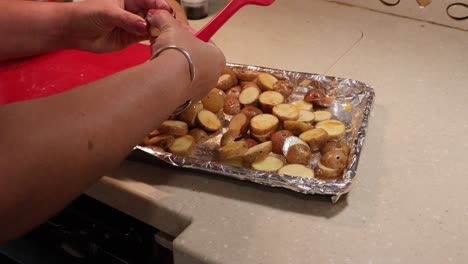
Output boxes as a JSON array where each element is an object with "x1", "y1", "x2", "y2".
[{"x1": 47, "y1": 2, "x2": 81, "y2": 50}]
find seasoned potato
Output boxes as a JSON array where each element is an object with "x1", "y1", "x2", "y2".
[
  {"x1": 272, "y1": 80, "x2": 294, "y2": 98},
  {"x1": 220, "y1": 129, "x2": 242, "y2": 147},
  {"x1": 216, "y1": 74, "x2": 235, "y2": 91},
  {"x1": 251, "y1": 155, "x2": 284, "y2": 172},
  {"x1": 259, "y1": 91, "x2": 284, "y2": 113},
  {"x1": 220, "y1": 156, "x2": 244, "y2": 168},
  {"x1": 223, "y1": 95, "x2": 241, "y2": 115},
  {"x1": 320, "y1": 141, "x2": 351, "y2": 156},
  {"x1": 299, "y1": 128, "x2": 328, "y2": 151},
  {"x1": 251, "y1": 131, "x2": 274, "y2": 142},
  {"x1": 236, "y1": 70, "x2": 261, "y2": 81},
  {"x1": 286, "y1": 144, "x2": 311, "y2": 165},
  {"x1": 313, "y1": 111, "x2": 332, "y2": 122},
  {"x1": 241, "y1": 106, "x2": 263, "y2": 119},
  {"x1": 244, "y1": 138, "x2": 258, "y2": 148},
  {"x1": 271, "y1": 130, "x2": 294, "y2": 154},
  {"x1": 241, "y1": 81, "x2": 260, "y2": 90},
  {"x1": 320, "y1": 150, "x2": 348, "y2": 170},
  {"x1": 202, "y1": 88, "x2": 225, "y2": 113},
  {"x1": 168, "y1": 135, "x2": 195, "y2": 156},
  {"x1": 177, "y1": 101, "x2": 204, "y2": 127},
  {"x1": 278, "y1": 164, "x2": 314, "y2": 178},
  {"x1": 144, "y1": 134, "x2": 175, "y2": 149},
  {"x1": 272, "y1": 103, "x2": 300, "y2": 121},
  {"x1": 243, "y1": 141, "x2": 273, "y2": 165},
  {"x1": 250, "y1": 114, "x2": 279, "y2": 135},
  {"x1": 159, "y1": 120, "x2": 188, "y2": 136},
  {"x1": 290, "y1": 100, "x2": 313, "y2": 111},
  {"x1": 226, "y1": 86, "x2": 242, "y2": 98},
  {"x1": 315, "y1": 120, "x2": 346, "y2": 140},
  {"x1": 197, "y1": 110, "x2": 222, "y2": 132},
  {"x1": 222, "y1": 66, "x2": 238, "y2": 86},
  {"x1": 283, "y1": 120, "x2": 312, "y2": 136},
  {"x1": 239, "y1": 86, "x2": 260, "y2": 105},
  {"x1": 229, "y1": 113, "x2": 250, "y2": 135},
  {"x1": 189, "y1": 128, "x2": 209, "y2": 143},
  {"x1": 217, "y1": 140, "x2": 249, "y2": 160},
  {"x1": 257, "y1": 73, "x2": 278, "y2": 91}
]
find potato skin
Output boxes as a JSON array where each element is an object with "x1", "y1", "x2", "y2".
[
  {"x1": 320, "y1": 141, "x2": 351, "y2": 156},
  {"x1": 241, "y1": 106, "x2": 263, "y2": 119},
  {"x1": 273, "y1": 80, "x2": 295, "y2": 98},
  {"x1": 202, "y1": 88, "x2": 225, "y2": 113},
  {"x1": 320, "y1": 150, "x2": 348, "y2": 170},
  {"x1": 304, "y1": 89, "x2": 334, "y2": 107},
  {"x1": 177, "y1": 101, "x2": 204, "y2": 127},
  {"x1": 223, "y1": 95, "x2": 241, "y2": 115},
  {"x1": 216, "y1": 74, "x2": 235, "y2": 91},
  {"x1": 299, "y1": 128, "x2": 328, "y2": 151},
  {"x1": 226, "y1": 86, "x2": 242, "y2": 98},
  {"x1": 189, "y1": 128, "x2": 209, "y2": 143},
  {"x1": 286, "y1": 144, "x2": 311, "y2": 165},
  {"x1": 220, "y1": 129, "x2": 242, "y2": 147},
  {"x1": 244, "y1": 138, "x2": 258, "y2": 148},
  {"x1": 271, "y1": 130, "x2": 294, "y2": 154}
]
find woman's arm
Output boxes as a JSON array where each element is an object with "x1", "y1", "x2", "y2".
[{"x1": 0, "y1": 9, "x2": 225, "y2": 243}]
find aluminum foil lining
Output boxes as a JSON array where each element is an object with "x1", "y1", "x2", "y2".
[{"x1": 134, "y1": 63, "x2": 375, "y2": 203}]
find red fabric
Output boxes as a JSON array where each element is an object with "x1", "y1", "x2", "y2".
[{"x1": 0, "y1": 44, "x2": 150, "y2": 105}]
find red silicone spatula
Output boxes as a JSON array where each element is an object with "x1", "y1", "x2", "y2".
[{"x1": 196, "y1": 0, "x2": 275, "y2": 42}]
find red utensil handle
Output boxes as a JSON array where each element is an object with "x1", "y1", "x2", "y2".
[{"x1": 195, "y1": 0, "x2": 247, "y2": 42}]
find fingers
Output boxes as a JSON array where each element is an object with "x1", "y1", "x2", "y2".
[
  {"x1": 125, "y1": 0, "x2": 173, "y2": 13},
  {"x1": 146, "y1": 9, "x2": 177, "y2": 32},
  {"x1": 109, "y1": 9, "x2": 148, "y2": 36}
]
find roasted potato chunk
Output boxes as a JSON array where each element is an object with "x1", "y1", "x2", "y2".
[
  {"x1": 229, "y1": 113, "x2": 250, "y2": 135},
  {"x1": 159, "y1": 120, "x2": 188, "y2": 136},
  {"x1": 226, "y1": 86, "x2": 242, "y2": 98},
  {"x1": 320, "y1": 141, "x2": 351, "y2": 156},
  {"x1": 216, "y1": 74, "x2": 235, "y2": 91},
  {"x1": 243, "y1": 141, "x2": 273, "y2": 165},
  {"x1": 217, "y1": 140, "x2": 249, "y2": 160},
  {"x1": 278, "y1": 164, "x2": 314, "y2": 178},
  {"x1": 220, "y1": 129, "x2": 242, "y2": 147},
  {"x1": 241, "y1": 106, "x2": 263, "y2": 119},
  {"x1": 222, "y1": 66, "x2": 238, "y2": 86},
  {"x1": 168, "y1": 135, "x2": 195, "y2": 156},
  {"x1": 304, "y1": 89, "x2": 334, "y2": 107},
  {"x1": 251, "y1": 155, "x2": 284, "y2": 172},
  {"x1": 286, "y1": 144, "x2": 311, "y2": 165},
  {"x1": 178, "y1": 101, "x2": 204, "y2": 127},
  {"x1": 290, "y1": 100, "x2": 313, "y2": 111},
  {"x1": 239, "y1": 86, "x2": 260, "y2": 105},
  {"x1": 313, "y1": 111, "x2": 332, "y2": 122},
  {"x1": 271, "y1": 130, "x2": 294, "y2": 154},
  {"x1": 296, "y1": 110, "x2": 315, "y2": 122},
  {"x1": 236, "y1": 70, "x2": 261, "y2": 81},
  {"x1": 189, "y1": 128, "x2": 209, "y2": 143},
  {"x1": 223, "y1": 95, "x2": 241, "y2": 115},
  {"x1": 259, "y1": 91, "x2": 284, "y2": 113},
  {"x1": 320, "y1": 150, "x2": 348, "y2": 170},
  {"x1": 283, "y1": 120, "x2": 312, "y2": 136},
  {"x1": 197, "y1": 110, "x2": 222, "y2": 132},
  {"x1": 202, "y1": 88, "x2": 225, "y2": 113},
  {"x1": 315, "y1": 120, "x2": 346, "y2": 140},
  {"x1": 272, "y1": 103, "x2": 300, "y2": 121},
  {"x1": 250, "y1": 114, "x2": 279, "y2": 135},
  {"x1": 299, "y1": 128, "x2": 328, "y2": 151},
  {"x1": 257, "y1": 73, "x2": 278, "y2": 91},
  {"x1": 272, "y1": 80, "x2": 294, "y2": 98}
]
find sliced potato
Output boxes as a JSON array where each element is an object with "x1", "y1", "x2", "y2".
[
  {"x1": 315, "y1": 120, "x2": 346, "y2": 140},
  {"x1": 299, "y1": 128, "x2": 328, "y2": 151},
  {"x1": 220, "y1": 129, "x2": 242, "y2": 147},
  {"x1": 223, "y1": 95, "x2": 241, "y2": 115},
  {"x1": 159, "y1": 120, "x2": 188, "y2": 136},
  {"x1": 220, "y1": 156, "x2": 244, "y2": 168},
  {"x1": 250, "y1": 114, "x2": 279, "y2": 135},
  {"x1": 271, "y1": 130, "x2": 294, "y2": 154},
  {"x1": 286, "y1": 144, "x2": 311, "y2": 166},
  {"x1": 217, "y1": 140, "x2": 249, "y2": 160},
  {"x1": 216, "y1": 74, "x2": 235, "y2": 91},
  {"x1": 222, "y1": 66, "x2": 238, "y2": 86},
  {"x1": 283, "y1": 120, "x2": 312, "y2": 136},
  {"x1": 236, "y1": 70, "x2": 261, "y2": 81},
  {"x1": 239, "y1": 86, "x2": 260, "y2": 105},
  {"x1": 168, "y1": 135, "x2": 195, "y2": 156},
  {"x1": 197, "y1": 110, "x2": 222, "y2": 132},
  {"x1": 278, "y1": 164, "x2": 314, "y2": 178},
  {"x1": 272, "y1": 80, "x2": 294, "y2": 98},
  {"x1": 178, "y1": 101, "x2": 204, "y2": 127},
  {"x1": 243, "y1": 141, "x2": 272, "y2": 165},
  {"x1": 272, "y1": 103, "x2": 300, "y2": 121},
  {"x1": 290, "y1": 100, "x2": 313, "y2": 111},
  {"x1": 257, "y1": 73, "x2": 278, "y2": 91},
  {"x1": 251, "y1": 155, "x2": 284, "y2": 172},
  {"x1": 313, "y1": 111, "x2": 332, "y2": 122},
  {"x1": 251, "y1": 131, "x2": 274, "y2": 142},
  {"x1": 296, "y1": 110, "x2": 315, "y2": 122},
  {"x1": 241, "y1": 106, "x2": 263, "y2": 119},
  {"x1": 241, "y1": 81, "x2": 259, "y2": 90},
  {"x1": 317, "y1": 161, "x2": 342, "y2": 178},
  {"x1": 229, "y1": 113, "x2": 250, "y2": 135},
  {"x1": 202, "y1": 88, "x2": 225, "y2": 113},
  {"x1": 244, "y1": 138, "x2": 258, "y2": 148},
  {"x1": 189, "y1": 128, "x2": 209, "y2": 143},
  {"x1": 259, "y1": 91, "x2": 284, "y2": 113},
  {"x1": 144, "y1": 134, "x2": 175, "y2": 149}
]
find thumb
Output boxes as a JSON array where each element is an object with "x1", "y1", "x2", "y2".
[
  {"x1": 146, "y1": 9, "x2": 178, "y2": 32},
  {"x1": 108, "y1": 9, "x2": 148, "y2": 36}
]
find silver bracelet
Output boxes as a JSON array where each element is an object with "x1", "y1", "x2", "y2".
[
  {"x1": 150, "y1": 45, "x2": 195, "y2": 82},
  {"x1": 150, "y1": 45, "x2": 195, "y2": 117}
]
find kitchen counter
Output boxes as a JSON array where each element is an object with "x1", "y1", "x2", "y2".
[{"x1": 86, "y1": 0, "x2": 468, "y2": 263}]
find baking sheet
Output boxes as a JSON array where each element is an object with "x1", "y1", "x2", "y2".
[{"x1": 134, "y1": 63, "x2": 375, "y2": 202}]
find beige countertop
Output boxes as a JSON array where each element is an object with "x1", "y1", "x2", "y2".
[{"x1": 86, "y1": 0, "x2": 468, "y2": 263}]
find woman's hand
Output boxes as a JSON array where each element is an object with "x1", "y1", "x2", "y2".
[
  {"x1": 68, "y1": 0, "x2": 174, "y2": 52},
  {"x1": 147, "y1": 9, "x2": 226, "y2": 103}
]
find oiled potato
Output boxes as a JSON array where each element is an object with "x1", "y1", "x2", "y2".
[
  {"x1": 217, "y1": 140, "x2": 249, "y2": 160},
  {"x1": 168, "y1": 135, "x2": 195, "y2": 156},
  {"x1": 286, "y1": 144, "x2": 312, "y2": 165},
  {"x1": 216, "y1": 74, "x2": 235, "y2": 91},
  {"x1": 251, "y1": 131, "x2": 274, "y2": 143},
  {"x1": 272, "y1": 103, "x2": 300, "y2": 121},
  {"x1": 250, "y1": 114, "x2": 279, "y2": 135},
  {"x1": 202, "y1": 88, "x2": 225, "y2": 113},
  {"x1": 159, "y1": 120, "x2": 188, "y2": 136},
  {"x1": 226, "y1": 86, "x2": 242, "y2": 98},
  {"x1": 220, "y1": 129, "x2": 242, "y2": 147},
  {"x1": 304, "y1": 89, "x2": 334, "y2": 107},
  {"x1": 236, "y1": 70, "x2": 261, "y2": 81},
  {"x1": 271, "y1": 130, "x2": 294, "y2": 154},
  {"x1": 313, "y1": 111, "x2": 332, "y2": 122},
  {"x1": 272, "y1": 80, "x2": 294, "y2": 98},
  {"x1": 316, "y1": 161, "x2": 341, "y2": 178},
  {"x1": 283, "y1": 120, "x2": 312, "y2": 136},
  {"x1": 229, "y1": 113, "x2": 250, "y2": 135},
  {"x1": 197, "y1": 110, "x2": 222, "y2": 132},
  {"x1": 241, "y1": 106, "x2": 263, "y2": 119},
  {"x1": 244, "y1": 138, "x2": 258, "y2": 148},
  {"x1": 299, "y1": 128, "x2": 328, "y2": 151},
  {"x1": 239, "y1": 86, "x2": 260, "y2": 105},
  {"x1": 315, "y1": 120, "x2": 346, "y2": 140},
  {"x1": 222, "y1": 66, "x2": 238, "y2": 86},
  {"x1": 296, "y1": 110, "x2": 315, "y2": 123},
  {"x1": 177, "y1": 101, "x2": 204, "y2": 127},
  {"x1": 257, "y1": 73, "x2": 278, "y2": 91},
  {"x1": 290, "y1": 100, "x2": 313, "y2": 111},
  {"x1": 259, "y1": 91, "x2": 284, "y2": 113},
  {"x1": 243, "y1": 141, "x2": 273, "y2": 165},
  {"x1": 251, "y1": 155, "x2": 284, "y2": 172},
  {"x1": 145, "y1": 134, "x2": 175, "y2": 150},
  {"x1": 189, "y1": 128, "x2": 209, "y2": 143}
]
